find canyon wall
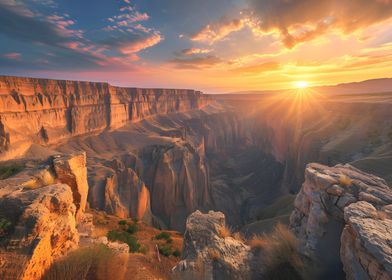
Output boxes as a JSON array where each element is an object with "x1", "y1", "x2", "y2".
[
  {"x1": 0, "y1": 76, "x2": 209, "y2": 159},
  {"x1": 80, "y1": 109, "x2": 243, "y2": 231}
]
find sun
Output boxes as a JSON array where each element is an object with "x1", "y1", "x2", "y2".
[{"x1": 294, "y1": 81, "x2": 310, "y2": 89}]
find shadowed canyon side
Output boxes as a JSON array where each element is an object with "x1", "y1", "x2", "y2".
[{"x1": 0, "y1": 76, "x2": 209, "y2": 160}]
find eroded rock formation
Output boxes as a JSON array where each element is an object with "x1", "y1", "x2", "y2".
[
  {"x1": 0, "y1": 153, "x2": 89, "y2": 280},
  {"x1": 290, "y1": 163, "x2": 392, "y2": 279}
]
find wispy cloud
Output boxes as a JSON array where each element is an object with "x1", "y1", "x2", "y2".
[
  {"x1": 170, "y1": 55, "x2": 222, "y2": 69},
  {"x1": 181, "y1": 48, "x2": 211, "y2": 55},
  {"x1": 3, "y1": 52, "x2": 21, "y2": 60},
  {"x1": 191, "y1": 17, "x2": 245, "y2": 44}
]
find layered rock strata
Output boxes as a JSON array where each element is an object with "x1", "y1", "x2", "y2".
[
  {"x1": 0, "y1": 152, "x2": 89, "y2": 280},
  {"x1": 290, "y1": 163, "x2": 392, "y2": 279},
  {"x1": 0, "y1": 76, "x2": 210, "y2": 159}
]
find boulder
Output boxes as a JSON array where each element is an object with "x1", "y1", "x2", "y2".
[{"x1": 173, "y1": 210, "x2": 252, "y2": 280}]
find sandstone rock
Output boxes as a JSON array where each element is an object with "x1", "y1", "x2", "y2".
[
  {"x1": 0, "y1": 152, "x2": 90, "y2": 280},
  {"x1": 53, "y1": 152, "x2": 89, "y2": 220},
  {"x1": 0, "y1": 183, "x2": 79, "y2": 280},
  {"x1": 290, "y1": 163, "x2": 392, "y2": 279},
  {"x1": 173, "y1": 210, "x2": 252, "y2": 280},
  {"x1": 104, "y1": 168, "x2": 152, "y2": 223}
]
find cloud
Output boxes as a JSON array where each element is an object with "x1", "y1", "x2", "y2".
[
  {"x1": 191, "y1": 1, "x2": 392, "y2": 48},
  {"x1": 118, "y1": 33, "x2": 163, "y2": 54},
  {"x1": 3, "y1": 52, "x2": 21, "y2": 60},
  {"x1": 181, "y1": 48, "x2": 211, "y2": 55},
  {"x1": 191, "y1": 17, "x2": 245, "y2": 44},
  {"x1": 170, "y1": 55, "x2": 222, "y2": 69},
  {"x1": 0, "y1": 0, "x2": 163, "y2": 71},
  {"x1": 0, "y1": 1, "x2": 71, "y2": 46},
  {"x1": 247, "y1": 0, "x2": 392, "y2": 48}
]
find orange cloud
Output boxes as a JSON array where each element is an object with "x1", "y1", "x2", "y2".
[
  {"x1": 248, "y1": 0, "x2": 392, "y2": 48},
  {"x1": 191, "y1": 18, "x2": 245, "y2": 44},
  {"x1": 119, "y1": 33, "x2": 162, "y2": 54},
  {"x1": 191, "y1": 1, "x2": 392, "y2": 48}
]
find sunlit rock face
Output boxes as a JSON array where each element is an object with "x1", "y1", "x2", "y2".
[
  {"x1": 290, "y1": 163, "x2": 392, "y2": 279},
  {"x1": 0, "y1": 76, "x2": 209, "y2": 160},
  {"x1": 103, "y1": 164, "x2": 152, "y2": 223},
  {"x1": 0, "y1": 153, "x2": 89, "y2": 280}
]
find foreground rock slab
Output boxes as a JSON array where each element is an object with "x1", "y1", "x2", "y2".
[
  {"x1": 290, "y1": 163, "x2": 392, "y2": 279},
  {"x1": 0, "y1": 153, "x2": 89, "y2": 280}
]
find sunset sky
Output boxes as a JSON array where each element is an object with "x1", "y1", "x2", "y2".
[{"x1": 1, "y1": 0, "x2": 392, "y2": 93}]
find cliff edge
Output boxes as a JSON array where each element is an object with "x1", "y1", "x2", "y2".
[{"x1": 0, "y1": 76, "x2": 210, "y2": 160}]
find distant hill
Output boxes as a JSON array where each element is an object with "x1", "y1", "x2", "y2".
[{"x1": 222, "y1": 78, "x2": 392, "y2": 95}]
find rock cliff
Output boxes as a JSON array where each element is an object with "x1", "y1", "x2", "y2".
[
  {"x1": 290, "y1": 163, "x2": 392, "y2": 279},
  {"x1": 0, "y1": 152, "x2": 89, "y2": 280},
  {"x1": 0, "y1": 76, "x2": 210, "y2": 160}
]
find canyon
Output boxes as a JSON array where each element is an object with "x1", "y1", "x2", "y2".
[{"x1": 0, "y1": 76, "x2": 391, "y2": 279}]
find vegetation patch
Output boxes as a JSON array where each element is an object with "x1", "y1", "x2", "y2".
[
  {"x1": 42, "y1": 245, "x2": 128, "y2": 280},
  {"x1": 0, "y1": 217, "x2": 13, "y2": 238},
  {"x1": 0, "y1": 164, "x2": 22, "y2": 180},
  {"x1": 153, "y1": 231, "x2": 180, "y2": 258},
  {"x1": 154, "y1": 232, "x2": 172, "y2": 243},
  {"x1": 250, "y1": 223, "x2": 306, "y2": 280},
  {"x1": 107, "y1": 230, "x2": 141, "y2": 253}
]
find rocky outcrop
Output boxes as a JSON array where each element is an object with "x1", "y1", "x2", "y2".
[
  {"x1": 290, "y1": 163, "x2": 392, "y2": 279},
  {"x1": 173, "y1": 210, "x2": 252, "y2": 280},
  {"x1": 0, "y1": 76, "x2": 210, "y2": 160},
  {"x1": 53, "y1": 152, "x2": 88, "y2": 220},
  {"x1": 0, "y1": 153, "x2": 89, "y2": 280}
]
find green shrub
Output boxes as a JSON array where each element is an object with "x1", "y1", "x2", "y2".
[
  {"x1": 158, "y1": 243, "x2": 173, "y2": 257},
  {"x1": 126, "y1": 223, "x2": 138, "y2": 234},
  {"x1": 118, "y1": 220, "x2": 127, "y2": 226},
  {"x1": 154, "y1": 232, "x2": 172, "y2": 242},
  {"x1": 107, "y1": 230, "x2": 141, "y2": 253},
  {"x1": 0, "y1": 164, "x2": 22, "y2": 180},
  {"x1": 173, "y1": 249, "x2": 181, "y2": 257},
  {"x1": 0, "y1": 217, "x2": 12, "y2": 238},
  {"x1": 138, "y1": 245, "x2": 148, "y2": 254}
]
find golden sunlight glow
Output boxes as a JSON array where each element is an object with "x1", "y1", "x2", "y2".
[{"x1": 294, "y1": 81, "x2": 310, "y2": 89}]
